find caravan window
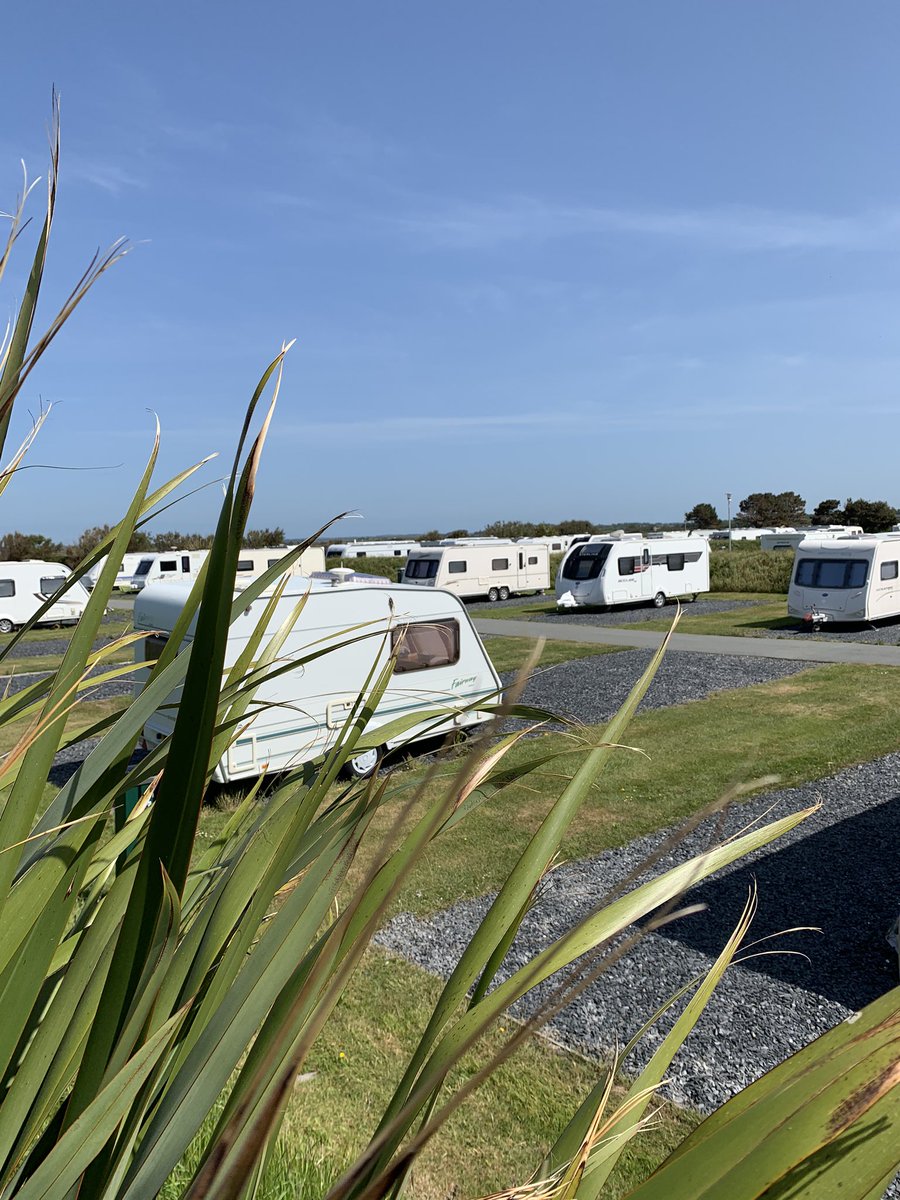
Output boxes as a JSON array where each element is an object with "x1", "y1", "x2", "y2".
[
  {"x1": 491, "y1": 558, "x2": 509, "y2": 571},
  {"x1": 393, "y1": 549, "x2": 402, "y2": 556},
  {"x1": 40, "y1": 577, "x2": 66, "y2": 599},
  {"x1": 667, "y1": 554, "x2": 685, "y2": 572},
  {"x1": 618, "y1": 556, "x2": 639, "y2": 575},
  {"x1": 404, "y1": 558, "x2": 439, "y2": 579},
  {"x1": 356, "y1": 550, "x2": 366, "y2": 557},
  {"x1": 561, "y1": 543, "x2": 611, "y2": 581},
  {"x1": 159, "y1": 560, "x2": 177, "y2": 573},
  {"x1": 144, "y1": 633, "x2": 169, "y2": 662},
  {"x1": 135, "y1": 559, "x2": 153, "y2": 576},
  {"x1": 881, "y1": 561, "x2": 899, "y2": 581},
  {"x1": 0, "y1": 580, "x2": 14, "y2": 598},
  {"x1": 528, "y1": 555, "x2": 538, "y2": 565},
  {"x1": 794, "y1": 558, "x2": 869, "y2": 589},
  {"x1": 448, "y1": 560, "x2": 467, "y2": 574},
  {"x1": 236, "y1": 559, "x2": 255, "y2": 572},
  {"x1": 392, "y1": 620, "x2": 460, "y2": 673}
]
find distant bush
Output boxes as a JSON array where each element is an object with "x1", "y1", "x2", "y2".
[
  {"x1": 710, "y1": 549, "x2": 793, "y2": 593},
  {"x1": 330, "y1": 556, "x2": 405, "y2": 581}
]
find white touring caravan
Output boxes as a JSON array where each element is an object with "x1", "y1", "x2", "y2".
[
  {"x1": 788, "y1": 534, "x2": 900, "y2": 627},
  {"x1": 84, "y1": 553, "x2": 147, "y2": 592},
  {"x1": 129, "y1": 551, "x2": 210, "y2": 591},
  {"x1": 556, "y1": 534, "x2": 710, "y2": 609},
  {"x1": 759, "y1": 526, "x2": 862, "y2": 552},
  {"x1": 234, "y1": 545, "x2": 326, "y2": 577},
  {"x1": 0, "y1": 561, "x2": 89, "y2": 633},
  {"x1": 402, "y1": 543, "x2": 551, "y2": 602},
  {"x1": 133, "y1": 574, "x2": 502, "y2": 782},
  {"x1": 325, "y1": 541, "x2": 420, "y2": 560}
]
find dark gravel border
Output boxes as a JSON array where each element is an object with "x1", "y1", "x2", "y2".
[
  {"x1": 504, "y1": 648, "x2": 813, "y2": 727},
  {"x1": 378, "y1": 754, "x2": 900, "y2": 1119}
]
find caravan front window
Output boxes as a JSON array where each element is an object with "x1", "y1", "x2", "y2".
[
  {"x1": 561, "y1": 543, "x2": 611, "y2": 581},
  {"x1": 795, "y1": 558, "x2": 869, "y2": 589},
  {"x1": 404, "y1": 558, "x2": 439, "y2": 579},
  {"x1": 135, "y1": 559, "x2": 153, "y2": 576},
  {"x1": 39, "y1": 577, "x2": 66, "y2": 599}
]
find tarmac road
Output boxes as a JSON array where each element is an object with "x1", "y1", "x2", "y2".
[{"x1": 476, "y1": 617, "x2": 900, "y2": 666}]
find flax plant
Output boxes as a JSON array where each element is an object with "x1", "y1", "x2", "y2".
[{"x1": 0, "y1": 102, "x2": 895, "y2": 1200}]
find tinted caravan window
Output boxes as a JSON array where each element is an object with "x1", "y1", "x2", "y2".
[{"x1": 561, "y1": 543, "x2": 611, "y2": 581}]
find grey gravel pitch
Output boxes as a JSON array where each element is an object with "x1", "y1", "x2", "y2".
[
  {"x1": 759, "y1": 619, "x2": 900, "y2": 646},
  {"x1": 472, "y1": 595, "x2": 763, "y2": 624},
  {"x1": 2, "y1": 670, "x2": 134, "y2": 699},
  {"x1": 505, "y1": 648, "x2": 813, "y2": 727},
  {"x1": 378, "y1": 754, "x2": 900, "y2": 1122},
  {"x1": 1, "y1": 613, "x2": 128, "y2": 660}
]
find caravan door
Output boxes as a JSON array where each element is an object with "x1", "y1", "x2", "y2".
[
  {"x1": 517, "y1": 548, "x2": 542, "y2": 592},
  {"x1": 638, "y1": 548, "x2": 652, "y2": 600},
  {"x1": 612, "y1": 549, "x2": 645, "y2": 603}
]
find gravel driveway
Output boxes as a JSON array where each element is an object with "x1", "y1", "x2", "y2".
[
  {"x1": 474, "y1": 597, "x2": 762, "y2": 625},
  {"x1": 506, "y1": 648, "x2": 813, "y2": 727},
  {"x1": 378, "y1": 753, "x2": 900, "y2": 1118}
]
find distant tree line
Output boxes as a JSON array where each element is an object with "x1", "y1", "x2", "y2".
[
  {"x1": 684, "y1": 493, "x2": 898, "y2": 534},
  {"x1": 0, "y1": 526, "x2": 286, "y2": 567}
]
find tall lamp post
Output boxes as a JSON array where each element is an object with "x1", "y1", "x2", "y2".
[{"x1": 726, "y1": 492, "x2": 733, "y2": 551}]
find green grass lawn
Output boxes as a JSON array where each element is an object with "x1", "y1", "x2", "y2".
[
  {"x1": 30, "y1": 645, "x2": 900, "y2": 1198},
  {"x1": 334, "y1": 661, "x2": 900, "y2": 917},
  {"x1": 272, "y1": 948, "x2": 698, "y2": 1200},
  {"x1": 190, "y1": 655, "x2": 900, "y2": 1196},
  {"x1": 475, "y1": 593, "x2": 806, "y2": 640},
  {"x1": 480, "y1": 634, "x2": 621, "y2": 673}
]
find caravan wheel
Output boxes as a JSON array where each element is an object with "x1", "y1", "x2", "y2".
[
  {"x1": 0, "y1": 619, "x2": 12, "y2": 634},
  {"x1": 487, "y1": 588, "x2": 500, "y2": 603},
  {"x1": 346, "y1": 747, "x2": 380, "y2": 780},
  {"x1": 498, "y1": 586, "x2": 510, "y2": 601},
  {"x1": 652, "y1": 592, "x2": 666, "y2": 608}
]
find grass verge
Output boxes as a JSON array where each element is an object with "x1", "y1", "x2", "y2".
[
  {"x1": 480, "y1": 634, "x2": 621, "y2": 673},
  {"x1": 274, "y1": 948, "x2": 698, "y2": 1200},
  {"x1": 337, "y1": 662, "x2": 900, "y2": 916}
]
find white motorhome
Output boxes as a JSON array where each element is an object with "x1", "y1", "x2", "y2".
[
  {"x1": 402, "y1": 543, "x2": 550, "y2": 601},
  {"x1": 0, "y1": 561, "x2": 89, "y2": 633},
  {"x1": 234, "y1": 545, "x2": 326, "y2": 577},
  {"x1": 84, "y1": 553, "x2": 147, "y2": 592},
  {"x1": 556, "y1": 535, "x2": 710, "y2": 609},
  {"x1": 759, "y1": 526, "x2": 863, "y2": 552},
  {"x1": 788, "y1": 534, "x2": 900, "y2": 627},
  {"x1": 133, "y1": 574, "x2": 502, "y2": 782},
  {"x1": 129, "y1": 551, "x2": 209, "y2": 591},
  {"x1": 325, "y1": 541, "x2": 420, "y2": 560}
]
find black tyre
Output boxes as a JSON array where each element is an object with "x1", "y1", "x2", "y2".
[
  {"x1": 487, "y1": 588, "x2": 500, "y2": 603},
  {"x1": 652, "y1": 592, "x2": 666, "y2": 608},
  {"x1": 346, "y1": 747, "x2": 379, "y2": 779},
  {"x1": 498, "y1": 586, "x2": 510, "y2": 601}
]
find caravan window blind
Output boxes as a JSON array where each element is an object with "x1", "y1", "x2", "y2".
[{"x1": 392, "y1": 620, "x2": 460, "y2": 673}]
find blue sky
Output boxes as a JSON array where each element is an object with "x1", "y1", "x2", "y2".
[{"x1": 2, "y1": 1, "x2": 900, "y2": 540}]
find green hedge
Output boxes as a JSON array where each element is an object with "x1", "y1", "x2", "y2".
[{"x1": 709, "y1": 549, "x2": 792, "y2": 594}]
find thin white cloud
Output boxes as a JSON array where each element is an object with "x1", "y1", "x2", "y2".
[
  {"x1": 390, "y1": 196, "x2": 900, "y2": 254},
  {"x1": 67, "y1": 155, "x2": 145, "y2": 195}
]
